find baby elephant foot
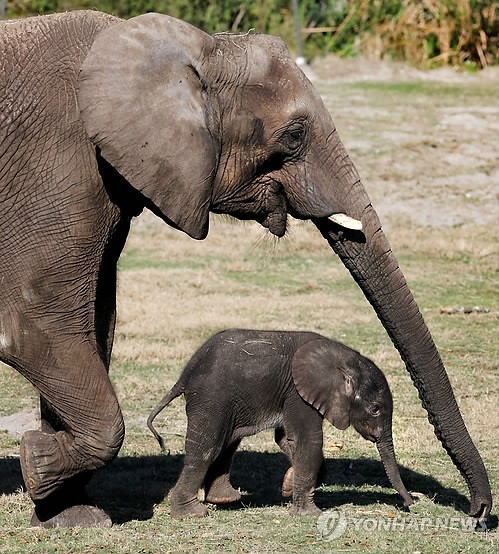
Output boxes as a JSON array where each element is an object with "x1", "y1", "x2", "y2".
[
  {"x1": 31, "y1": 504, "x2": 112, "y2": 528},
  {"x1": 205, "y1": 490, "x2": 241, "y2": 504},
  {"x1": 289, "y1": 503, "x2": 322, "y2": 516},
  {"x1": 205, "y1": 479, "x2": 241, "y2": 505},
  {"x1": 170, "y1": 499, "x2": 208, "y2": 518},
  {"x1": 281, "y1": 467, "x2": 294, "y2": 498},
  {"x1": 170, "y1": 488, "x2": 208, "y2": 518}
]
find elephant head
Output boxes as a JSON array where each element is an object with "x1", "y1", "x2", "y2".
[
  {"x1": 291, "y1": 338, "x2": 414, "y2": 506},
  {"x1": 78, "y1": 14, "x2": 491, "y2": 518}
]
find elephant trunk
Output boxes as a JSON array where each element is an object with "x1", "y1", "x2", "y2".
[
  {"x1": 376, "y1": 430, "x2": 413, "y2": 507},
  {"x1": 314, "y1": 185, "x2": 492, "y2": 519}
]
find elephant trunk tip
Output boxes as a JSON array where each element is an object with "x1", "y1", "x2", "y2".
[
  {"x1": 469, "y1": 497, "x2": 492, "y2": 522},
  {"x1": 402, "y1": 492, "x2": 415, "y2": 508}
]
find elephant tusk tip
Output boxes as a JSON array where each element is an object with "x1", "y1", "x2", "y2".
[{"x1": 328, "y1": 213, "x2": 363, "y2": 231}]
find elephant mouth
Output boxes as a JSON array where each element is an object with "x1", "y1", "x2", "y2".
[
  {"x1": 259, "y1": 209, "x2": 288, "y2": 237},
  {"x1": 261, "y1": 210, "x2": 364, "y2": 239},
  {"x1": 354, "y1": 424, "x2": 380, "y2": 443}
]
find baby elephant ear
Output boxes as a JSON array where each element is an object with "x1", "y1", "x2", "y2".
[
  {"x1": 78, "y1": 14, "x2": 217, "y2": 240},
  {"x1": 291, "y1": 338, "x2": 355, "y2": 430}
]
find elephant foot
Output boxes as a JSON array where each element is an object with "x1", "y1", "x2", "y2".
[
  {"x1": 29, "y1": 473, "x2": 111, "y2": 528},
  {"x1": 289, "y1": 503, "x2": 322, "y2": 517},
  {"x1": 20, "y1": 430, "x2": 77, "y2": 500},
  {"x1": 281, "y1": 467, "x2": 294, "y2": 498},
  {"x1": 31, "y1": 504, "x2": 112, "y2": 528},
  {"x1": 205, "y1": 478, "x2": 241, "y2": 504},
  {"x1": 205, "y1": 488, "x2": 241, "y2": 505},
  {"x1": 170, "y1": 499, "x2": 208, "y2": 518}
]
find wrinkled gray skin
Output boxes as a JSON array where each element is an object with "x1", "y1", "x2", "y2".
[
  {"x1": 0, "y1": 11, "x2": 491, "y2": 527},
  {"x1": 147, "y1": 330, "x2": 414, "y2": 517}
]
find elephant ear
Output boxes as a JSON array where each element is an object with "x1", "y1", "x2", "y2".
[
  {"x1": 78, "y1": 14, "x2": 217, "y2": 239},
  {"x1": 291, "y1": 338, "x2": 355, "y2": 430}
]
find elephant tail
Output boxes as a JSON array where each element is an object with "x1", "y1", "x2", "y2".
[{"x1": 147, "y1": 381, "x2": 184, "y2": 452}]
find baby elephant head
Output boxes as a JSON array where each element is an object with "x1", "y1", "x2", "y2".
[{"x1": 292, "y1": 338, "x2": 414, "y2": 506}]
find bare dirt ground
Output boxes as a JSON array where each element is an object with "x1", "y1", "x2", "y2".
[
  {"x1": 310, "y1": 53, "x2": 499, "y2": 84},
  {"x1": 0, "y1": 409, "x2": 38, "y2": 438},
  {"x1": 310, "y1": 54, "x2": 499, "y2": 231}
]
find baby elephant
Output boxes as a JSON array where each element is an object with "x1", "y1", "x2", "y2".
[{"x1": 148, "y1": 329, "x2": 414, "y2": 517}]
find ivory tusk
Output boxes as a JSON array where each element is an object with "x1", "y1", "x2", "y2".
[{"x1": 328, "y1": 213, "x2": 363, "y2": 231}]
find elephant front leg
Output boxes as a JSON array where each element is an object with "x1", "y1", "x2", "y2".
[
  {"x1": 18, "y1": 343, "x2": 124, "y2": 528},
  {"x1": 288, "y1": 434, "x2": 324, "y2": 516},
  {"x1": 204, "y1": 440, "x2": 241, "y2": 504},
  {"x1": 25, "y1": 398, "x2": 101, "y2": 527},
  {"x1": 289, "y1": 453, "x2": 323, "y2": 517},
  {"x1": 283, "y1": 400, "x2": 324, "y2": 516},
  {"x1": 275, "y1": 425, "x2": 327, "y2": 501}
]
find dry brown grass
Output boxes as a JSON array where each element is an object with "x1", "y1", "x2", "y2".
[{"x1": 358, "y1": 0, "x2": 499, "y2": 68}]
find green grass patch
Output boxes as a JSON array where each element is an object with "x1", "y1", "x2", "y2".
[{"x1": 350, "y1": 81, "x2": 494, "y2": 99}]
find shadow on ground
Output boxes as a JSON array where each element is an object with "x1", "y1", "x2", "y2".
[{"x1": 1, "y1": 451, "x2": 491, "y2": 527}]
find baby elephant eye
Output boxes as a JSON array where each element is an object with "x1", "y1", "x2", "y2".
[{"x1": 370, "y1": 404, "x2": 381, "y2": 416}]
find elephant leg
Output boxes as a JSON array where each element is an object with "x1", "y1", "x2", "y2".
[
  {"x1": 40, "y1": 396, "x2": 66, "y2": 434},
  {"x1": 31, "y1": 259, "x2": 121, "y2": 529},
  {"x1": 31, "y1": 397, "x2": 95, "y2": 527},
  {"x1": 204, "y1": 440, "x2": 241, "y2": 504},
  {"x1": 283, "y1": 398, "x2": 324, "y2": 516},
  {"x1": 170, "y1": 415, "x2": 227, "y2": 518},
  {"x1": 275, "y1": 426, "x2": 326, "y2": 499},
  {"x1": 93, "y1": 217, "x2": 130, "y2": 370},
  {"x1": 275, "y1": 427, "x2": 294, "y2": 498},
  {"x1": 16, "y1": 328, "x2": 124, "y2": 528}
]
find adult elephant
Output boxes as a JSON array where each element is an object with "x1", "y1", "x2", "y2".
[{"x1": 0, "y1": 11, "x2": 491, "y2": 527}]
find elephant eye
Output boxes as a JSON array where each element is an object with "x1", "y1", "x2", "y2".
[
  {"x1": 370, "y1": 404, "x2": 381, "y2": 416},
  {"x1": 288, "y1": 127, "x2": 304, "y2": 141},
  {"x1": 280, "y1": 123, "x2": 305, "y2": 152}
]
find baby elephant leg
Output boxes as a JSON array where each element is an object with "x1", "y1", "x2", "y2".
[
  {"x1": 170, "y1": 461, "x2": 209, "y2": 518},
  {"x1": 275, "y1": 425, "x2": 327, "y2": 501},
  {"x1": 204, "y1": 440, "x2": 241, "y2": 504},
  {"x1": 275, "y1": 427, "x2": 294, "y2": 498},
  {"x1": 170, "y1": 416, "x2": 227, "y2": 518},
  {"x1": 283, "y1": 400, "x2": 324, "y2": 516}
]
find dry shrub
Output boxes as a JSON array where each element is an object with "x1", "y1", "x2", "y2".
[{"x1": 361, "y1": 0, "x2": 499, "y2": 68}]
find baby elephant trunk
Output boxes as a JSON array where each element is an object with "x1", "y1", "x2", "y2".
[{"x1": 376, "y1": 433, "x2": 414, "y2": 507}]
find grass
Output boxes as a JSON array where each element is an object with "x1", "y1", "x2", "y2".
[
  {"x1": 349, "y1": 80, "x2": 495, "y2": 98},
  {"x1": 0, "y1": 72, "x2": 498, "y2": 553}
]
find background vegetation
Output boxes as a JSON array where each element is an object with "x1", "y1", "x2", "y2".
[{"x1": 3, "y1": 0, "x2": 498, "y2": 69}]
